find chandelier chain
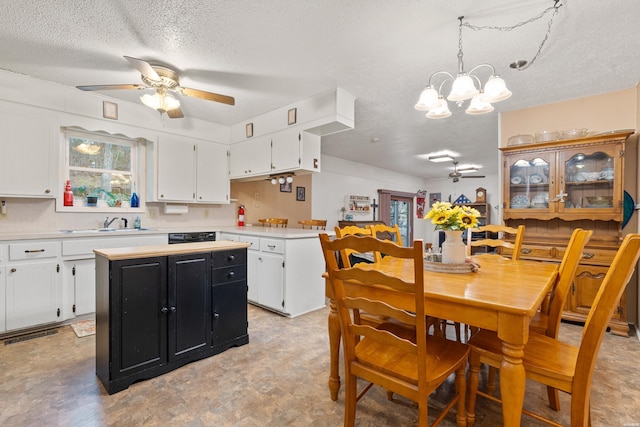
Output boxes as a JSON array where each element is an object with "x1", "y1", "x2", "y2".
[{"x1": 462, "y1": 1, "x2": 564, "y2": 70}]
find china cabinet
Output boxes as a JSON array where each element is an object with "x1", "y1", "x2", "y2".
[{"x1": 500, "y1": 130, "x2": 637, "y2": 336}]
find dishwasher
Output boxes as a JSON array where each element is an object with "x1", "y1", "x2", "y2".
[{"x1": 168, "y1": 231, "x2": 216, "y2": 244}]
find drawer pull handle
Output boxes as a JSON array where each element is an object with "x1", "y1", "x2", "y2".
[
  {"x1": 521, "y1": 248, "x2": 532, "y2": 254},
  {"x1": 228, "y1": 255, "x2": 235, "y2": 261},
  {"x1": 213, "y1": 312, "x2": 220, "y2": 319},
  {"x1": 267, "y1": 244, "x2": 276, "y2": 249},
  {"x1": 24, "y1": 249, "x2": 45, "y2": 253},
  {"x1": 582, "y1": 252, "x2": 595, "y2": 259},
  {"x1": 161, "y1": 307, "x2": 169, "y2": 314},
  {"x1": 228, "y1": 271, "x2": 235, "y2": 278},
  {"x1": 170, "y1": 306, "x2": 176, "y2": 313}
]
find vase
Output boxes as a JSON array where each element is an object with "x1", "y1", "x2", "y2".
[{"x1": 441, "y1": 230, "x2": 467, "y2": 264}]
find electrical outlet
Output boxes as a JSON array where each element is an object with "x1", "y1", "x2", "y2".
[
  {"x1": 147, "y1": 206, "x2": 158, "y2": 218},
  {"x1": 254, "y1": 192, "x2": 259, "y2": 200}
]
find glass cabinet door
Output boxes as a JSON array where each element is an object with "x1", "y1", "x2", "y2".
[
  {"x1": 505, "y1": 152, "x2": 554, "y2": 212},
  {"x1": 559, "y1": 146, "x2": 620, "y2": 214}
]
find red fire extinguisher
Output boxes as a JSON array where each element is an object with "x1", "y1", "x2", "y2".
[{"x1": 238, "y1": 205, "x2": 245, "y2": 226}]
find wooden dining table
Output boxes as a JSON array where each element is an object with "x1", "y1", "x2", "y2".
[{"x1": 324, "y1": 254, "x2": 559, "y2": 427}]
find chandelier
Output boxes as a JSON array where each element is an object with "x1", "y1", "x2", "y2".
[
  {"x1": 140, "y1": 87, "x2": 180, "y2": 114},
  {"x1": 415, "y1": 16, "x2": 512, "y2": 119}
]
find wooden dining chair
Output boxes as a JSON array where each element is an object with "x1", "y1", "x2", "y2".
[
  {"x1": 466, "y1": 224, "x2": 525, "y2": 259},
  {"x1": 319, "y1": 234, "x2": 469, "y2": 427},
  {"x1": 258, "y1": 218, "x2": 288, "y2": 227},
  {"x1": 485, "y1": 228, "x2": 593, "y2": 408},
  {"x1": 368, "y1": 223, "x2": 403, "y2": 262},
  {"x1": 298, "y1": 219, "x2": 327, "y2": 230},
  {"x1": 467, "y1": 233, "x2": 640, "y2": 427},
  {"x1": 334, "y1": 225, "x2": 373, "y2": 267}
]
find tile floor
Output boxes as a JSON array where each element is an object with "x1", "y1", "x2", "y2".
[{"x1": 1, "y1": 304, "x2": 639, "y2": 426}]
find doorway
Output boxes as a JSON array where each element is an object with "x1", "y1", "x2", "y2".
[{"x1": 378, "y1": 190, "x2": 414, "y2": 246}]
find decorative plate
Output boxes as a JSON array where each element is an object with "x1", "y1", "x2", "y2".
[
  {"x1": 528, "y1": 173, "x2": 543, "y2": 184},
  {"x1": 510, "y1": 195, "x2": 529, "y2": 208},
  {"x1": 510, "y1": 175, "x2": 525, "y2": 185}
]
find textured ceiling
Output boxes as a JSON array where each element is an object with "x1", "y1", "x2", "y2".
[{"x1": 0, "y1": 0, "x2": 639, "y2": 179}]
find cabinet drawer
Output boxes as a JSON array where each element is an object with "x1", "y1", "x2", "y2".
[
  {"x1": 212, "y1": 249, "x2": 247, "y2": 268},
  {"x1": 212, "y1": 265, "x2": 247, "y2": 284},
  {"x1": 557, "y1": 246, "x2": 615, "y2": 266},
  {"x1": 238, "y1": 236, "x2": 260, "y2": 250},
  {"x1": 9, "y1": 241, "x2": 59, "y2": 260},
  {"x1": 504, "y1": 244, "x2": 556, "y2": 260},
  {"x1": 260, "y1": 238, "x2": 284, "y2": 254}
]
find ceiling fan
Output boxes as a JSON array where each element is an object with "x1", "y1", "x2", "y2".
[
  {"x1": 449, "y1": 161, "x2": 485, "y2": 182},
  {"x1": 76, "y1": 56, "x2": 235, "y2": 118}
]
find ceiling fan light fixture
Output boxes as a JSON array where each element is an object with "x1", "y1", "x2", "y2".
[
  {"x1": 447, "y1": 74, "x2": 479, "y2": 102},
  {"x1": 481, "y1": 75, "x2": 512, "y2": 103},
  {"x1": 140, "y1": 91, "x2": 180, "y2": 112},
  {"x1": 425, "y1": 97, "x2": 452, "y2": 119}
]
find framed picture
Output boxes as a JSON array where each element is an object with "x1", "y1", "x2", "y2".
[
  {"x1": 429, "y1": 192, "x2": 441, "y2": 206},
  {"x1": 288, "y1": 108, "x2": 297, "y2": 125},
  {"x1": 103, "y1": 101, "x2": 118, "y2": 120},
  {"x1": 245, "y1": 123, "x2": 253, "y2": 138},
  {"x1": 296, "y1": 186, "x2": 305, "y2": 201},
  {"x1": 280, "y1": 181, "x2": 292, "y2": 193}
]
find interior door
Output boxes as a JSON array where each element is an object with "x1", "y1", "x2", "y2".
[{"x1": 389, "y1": 196, "x2": 413, "y2": 246}]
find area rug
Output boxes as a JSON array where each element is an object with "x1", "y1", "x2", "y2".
[{"x1": 70, "y1": 319, "x2": 95, "y2": 338}]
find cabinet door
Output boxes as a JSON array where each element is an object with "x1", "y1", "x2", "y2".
[
  {"x1": 168, "y1": 253, "x2": 212, "y2": 361},
  {"x1": 568, "y1": 265, "x2": 608, "y2": 318},
  {"x1": 74, "y1": 259, "x2": 96, "y2": 316},
  {"x1": 0, "y1": 266, "x2": 5, "y2": 332},
  {"x1": 503, "y1": 151, "x2": 555, "y2": 219},
  {"x1": 111, "y1": 257, "x2": 167, "y2": 379},
  {"x1": 6, "y1": 261, "x2": 60, "y2": 330},
  {"x1": 257, "y1": 253, "x2": 285, "y2": 312},
  {"x1": 558, "y1": 144, "x2": 621, "y2": 218},
  {"x1": 0, "y1": 103, "x2": 56, "y2": 197},
  {"x1": 156, "y1": 136, "x2": 195, "y2": 201},
  {"x1": 229, "y1": 137, "x2": 271, "y2": 178},
  {"x1": 247, "y1": 251, "x2": 259, "y2": 303},
  {"x1": 196, "y1": 142, "x2": 229, "y2": 203},
  {"x1": 271, "y1": 129, "x2": 300, "y2": 173},
  {"x1": 212, "y1": 280, "x2": 248, "y2": 347}
]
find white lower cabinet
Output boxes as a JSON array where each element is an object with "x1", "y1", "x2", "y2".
[
  {"x1": 6, "y1": 260, "x2": 61, "y2": 330},
  {"x1": 0, "y1": 266, "x2": 5, "y2": 332},
  {"x1": 218, "y1": 231, "x2": 326, "y2": 317},
  {"x1": 63, "y1": 259, "x2": 96, "y2": 317}
]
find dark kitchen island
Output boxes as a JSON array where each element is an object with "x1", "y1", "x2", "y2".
[{"x1": 94, "y1": 241, "x2": 250, "y2": 394}]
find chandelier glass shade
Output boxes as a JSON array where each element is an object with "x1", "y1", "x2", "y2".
[
  {"x1": 415, "y1": 16, "x2": 511, "y2": 119},
  {"x1": 140, "y1": 88, "x2": 180, "y2": 113}
]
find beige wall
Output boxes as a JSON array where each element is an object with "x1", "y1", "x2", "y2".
[
  {"x1": 230, "y1": 174, "x2": 312, "y2": 227},
  {"x1": 501, "y1": 86, "x2": 638, "y2": 146}
]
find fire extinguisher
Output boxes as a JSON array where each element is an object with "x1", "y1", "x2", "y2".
[{"x1": 238, "y1": 205, "x2": 245, "y2": 226}]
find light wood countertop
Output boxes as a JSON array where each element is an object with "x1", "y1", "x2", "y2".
[{"x1": 94, "y1": 241, "x2": 250, "y2": 260}]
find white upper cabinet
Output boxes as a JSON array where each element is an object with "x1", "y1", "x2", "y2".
[
  {"x1": 271, "y1": 128, "x2": 300, "y2": 173},
  {"x1": 196, "y1": 141, "x2": 229, "y2": 203},
  {"x1": 0, "y1": 102, "x2": 57, "y2": 197},
  {"x1": 147, "y1": 134, "x2": 230, "y2": 204},
  {"x1": 228, "y1": 136, "x2": 272, "y2": 178}
]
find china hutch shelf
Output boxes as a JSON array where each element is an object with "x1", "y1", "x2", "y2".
[{"x1": 499, "y1": 130, "x2": 637, "y2": 336}]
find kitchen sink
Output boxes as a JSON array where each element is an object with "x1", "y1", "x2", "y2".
[{"x1": 60, "y1": 228, "x2": 156, "y2": 234}]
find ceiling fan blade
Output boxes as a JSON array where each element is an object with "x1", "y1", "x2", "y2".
[
  {"x1": 179, "y1": 87, "x2": 235, "y2": 106},
  {"x1": 77, "y1": 84, "x2": 146, "y2": 91},
  {"x1": 167, "y1": 108, "x2": 184, "y2": 119},
  {"x1": 124, "y1": 56, "x2": 161, "y2": 81},
  {"x1": 462, "y1": 175, "x2": 486, "y2": 179}
]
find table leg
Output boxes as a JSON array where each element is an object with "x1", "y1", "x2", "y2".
[
  {"x1": 500, "y1": 341, "x2": 526, "y2": 426},
  {"x1": 327, "y1": 297, "x2": 341, "y2": 401}
]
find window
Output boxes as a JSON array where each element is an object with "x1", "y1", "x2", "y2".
[{"x1": 63, "y1": 130, "x2": 140, "y2": 209}]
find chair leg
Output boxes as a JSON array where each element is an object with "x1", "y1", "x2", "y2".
[
  {"x1": 546, "y1": 385, "x2": 561, "y2": 411},
  {"x1": 455, "y1": 364, "x2": 467, "y2": 427},
  {"x1": 467, "y1": 352, "x2": 481, "y2": 427},
  {"x1": 487, "y1": 366, "x2": 497, "y2": 395},
  {"x1": 344, "y1": 373, "x2": 357, "y2": 427}
]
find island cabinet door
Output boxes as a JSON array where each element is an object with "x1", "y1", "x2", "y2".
[
  {"x1": 110, "y1": 257, "x2": 167, "y2": 379},
  {"x1": 167, "y1": 253, "x2": 212, "y2": 362},
  {"x1": 211, "y1": 249, "x2": 248, "y2": 350}
]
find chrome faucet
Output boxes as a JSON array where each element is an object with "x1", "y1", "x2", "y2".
[{"x1": 103, "y1": 217, "x2": 118, "y2": 228}]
